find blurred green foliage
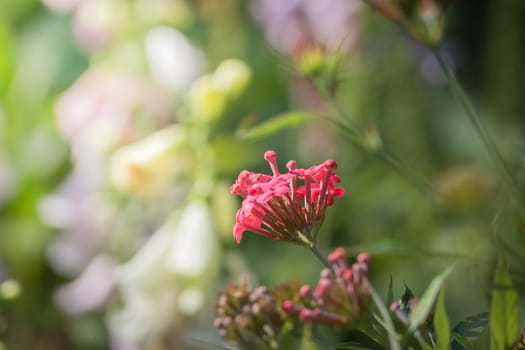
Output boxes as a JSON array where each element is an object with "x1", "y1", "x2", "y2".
[{"x1": 0, "y1": 0, "x2": 524, "y2": 349}]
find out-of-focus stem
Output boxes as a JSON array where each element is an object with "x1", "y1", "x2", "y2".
[{"x1": 433, "y1": 49, "x2": 523, "y2": 214}]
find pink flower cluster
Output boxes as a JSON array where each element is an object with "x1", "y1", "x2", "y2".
[
  {"x1": 230, "y1": 150, "x2": 345, "y2": 245},
  {"x1": 282, "y1": 248, "x2": 371, "y2": 327}
]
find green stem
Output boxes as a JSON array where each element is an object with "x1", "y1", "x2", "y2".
[
  {"x1": 433, "y1": 48, "x2": 524, "y2": 214},
  {"x1": 309, "y1": 245, "x2": 332, "y2": 271}
]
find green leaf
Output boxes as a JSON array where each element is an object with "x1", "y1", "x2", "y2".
[
  {"x1": 371, "y1": 286, "x2": 401, "y2": 350},
  {"x1": 451, "y1": 333, "x2": 477, "y2": 350},
  {"x1": 409, "y1": 265, "x2": 454, "y2": 332},
  {"x1": 236, "y1": 111, "x2": 309, "y2": 140},
  {"x1": 386, "y1": 275, "x2": 394, "y2": 307},
  {"x1": 434, "y1": 288, "x2": 451, "y2": 350},
  {"x1": 490, "y1": 260, "x2": 520, "y2": 350},
  {"x1": 451, "y1": 313, "x2": 489, "y2": 350}
]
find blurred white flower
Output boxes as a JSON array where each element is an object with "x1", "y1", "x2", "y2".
[
  {"x1": 145, "y1": 26, "x2": 207, "y2": 90},
  {"x1": 165, "y1": 200, "x2": 216, "y2": 277},
  {"x1": 109, "y1": 201, "x2": 219, "y2": 345}
]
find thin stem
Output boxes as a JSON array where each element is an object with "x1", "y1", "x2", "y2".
[
  {"x1": 309, "y1": 245, "x2": 332, "y2": 270},
  {"x1": 313, "y1": 79, "x2": 439, "y2": 199},
  {"x1": 433, "y1": 48, "x2": 524, "y2": 215}
]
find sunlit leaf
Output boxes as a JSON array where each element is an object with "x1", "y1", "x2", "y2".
[
  {"x1": 237, "y1": 111, "x2": 309, "y2": 140},
  {"x1": 490, "y1": 260, "x2": 520, "y2": 350},
  {"x1": 409, "y1": 265, "x2": 454, "y2": 332},
  {"x1": 434, "y1": 288, "x2": 451, "y2": 350}
]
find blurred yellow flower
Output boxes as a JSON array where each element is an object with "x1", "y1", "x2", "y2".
[
  {"x1": 189, "y1": 59, "x2": 251, "y2": 120},
  {"x1": 108, "y1": 125, "x2": 193, "y2": 196}
]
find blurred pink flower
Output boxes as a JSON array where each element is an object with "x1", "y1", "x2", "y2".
[
  {"x1": 231, "y1": 150, "x2": 344, "y2": 245},
  {"x1": 44, "y1": 66, "x2": 175, "y2": 276},
  {"x1": 55, "y1": 66, "x2": 173, "y2": 161},
  {"x1": 250, "y1": 0, "x2": 361, "y2": 53},
  {"x1": 54, "y1": 255, "x2": 117, "y2": 314},
  {"x1": 42, "y1": 0, "x2": 114, "y2": 51}
]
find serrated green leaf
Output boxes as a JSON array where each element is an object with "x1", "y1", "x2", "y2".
[
  {"x1": 236, "y1": 112, "x2": 309, "y2": 140},
  {"x1": 434, "y1": 288, "x2": 451, "y2": 350},
  {"x1": 409, "y1": 265, "x2": 454, "y2": 332},
  {"x1": 451, "y1": 333, "x2": 476, "y2": 350},
  {"x1": 386, "y1": 275, "x2": 394, "y2": 307},
  {"x1": 450, "y1": 313, "x2": 489, "y2": 350},
  {"x1": 490, "y1": 260, "x2": 520, "y2": 350}
]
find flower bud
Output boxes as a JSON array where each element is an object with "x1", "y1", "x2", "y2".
[
  {"x1": 189, "y1": 59, "x2": 252, "y2": 121},
  {"x1": 212, "y1": 59, "x2": 252, "y2": 100},
  {"x1": 363, "y1": 0, "x2": 453, "y2": 46},
  {"x1": 189, "y1": 74, "x2": 228, "y2": 121}
]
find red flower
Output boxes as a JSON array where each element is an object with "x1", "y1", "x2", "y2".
[{"x1": 230, "y1": 150, "x2": 345, "y2": 245}]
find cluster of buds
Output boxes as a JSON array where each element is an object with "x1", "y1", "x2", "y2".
[
  {"x1": 363, "y1": 0, "x2": 455, "y2": 46},
  {"x1": 282, "y1": 248, "x2": 372, "y2": 327},
  {"x1": 214, "y1": 280, "x2": 288, "y2": 349},
  {"x1": 230, "y1": 150, "x2": 344, "y2": 246}
]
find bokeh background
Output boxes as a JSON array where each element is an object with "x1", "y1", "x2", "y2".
[{"x1": 0, "y1": 0, "x2": 524, "y2": 349}]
